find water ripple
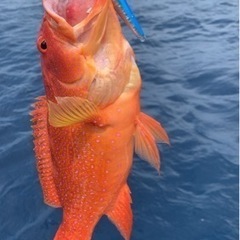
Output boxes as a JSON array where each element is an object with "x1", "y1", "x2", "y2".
[{"x1": 0, "y1": 0, "x2": 238, "y2": 240}]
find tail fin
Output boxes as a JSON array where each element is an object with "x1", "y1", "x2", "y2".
[
  {"x1": 134, "y1": 112, "x2": 169, "y2": 172},
  {"x1": 54, "y1": 219, "x2": 94, "y2": 240},
  {"x1": 106, "y1": 184, "x2": 133, "y2": 240},
  {"x1": 54, "y1": 226, "x2": 81, "y2": 240}
]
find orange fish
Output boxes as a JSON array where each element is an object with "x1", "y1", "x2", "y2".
[{"x1": 32, "y1": 0, "x2": 169, "y2": 239}]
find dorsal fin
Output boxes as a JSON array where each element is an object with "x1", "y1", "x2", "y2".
[{"x1": 31, "y1": 96, "x2": 61, "y2": 207}]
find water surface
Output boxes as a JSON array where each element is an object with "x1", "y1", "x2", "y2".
[{"x1": 0, "y1": 0, "x2": 238, "y2": 239}]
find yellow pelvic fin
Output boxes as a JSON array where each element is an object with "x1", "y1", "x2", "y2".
[{"x1": 48, "y1": 97, "x2": 98, "y2": 127}]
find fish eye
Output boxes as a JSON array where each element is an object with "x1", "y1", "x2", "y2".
[
  {"x1": 37, "y1": 37, "x2": 47, "y2": 53},
  {"x1": 41, "y1": 40, "x2": 47, "y2": 50}
]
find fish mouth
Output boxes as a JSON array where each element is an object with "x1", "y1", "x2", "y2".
[
  {"x1": 42, "y1": 0, "x2": 145, "y2": 41},
  {"x1": 42, "y1": 0, "x2": 111, "y2": 44},
  {"x1": 43, "y1": 0, "x2": 96, "y2": 27}
]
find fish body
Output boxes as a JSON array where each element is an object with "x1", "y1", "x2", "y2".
[{"x1": 32, "y1": 0, "x2": 168, "y2": 239}]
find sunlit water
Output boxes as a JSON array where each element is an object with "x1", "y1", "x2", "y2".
[{"x1": 0, "y1": 0, "x2": 238, "y2": 239}]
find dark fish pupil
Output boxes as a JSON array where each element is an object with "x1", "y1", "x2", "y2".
[{"x1": 41, "y1": 40, "x2": 47, "y2": 50}]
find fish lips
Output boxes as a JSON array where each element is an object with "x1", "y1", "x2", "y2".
[{"x1": 42, "y1": 0, "x2": 103, "y2": 41}]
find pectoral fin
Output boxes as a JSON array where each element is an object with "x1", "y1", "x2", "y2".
[
  {"x1": 48, "y1": 97, "x2": 99, "y2": 127},
  {"x1": 106, "y1": 184, "x2": 132, "y2": 240}
]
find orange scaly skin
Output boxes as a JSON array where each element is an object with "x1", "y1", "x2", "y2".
[{"x1": 32, "y1": 0, "x2": 169, "y2": 239}]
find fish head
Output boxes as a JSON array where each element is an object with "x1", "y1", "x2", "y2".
[{"x1": 37, "y1": 0, "x2": 108, "y2": 85}]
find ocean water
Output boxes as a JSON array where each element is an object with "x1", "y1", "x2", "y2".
[{"x1": 0, "y1": 0, "x2": 238, "y2": 239}]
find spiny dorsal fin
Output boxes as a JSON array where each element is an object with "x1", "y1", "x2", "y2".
[
  {"x1": 48, "y1": 97, "x2": 98, "y2": 127},
  {"x1": 31, "y1": 96, "x2": 61, "y2": 207}
]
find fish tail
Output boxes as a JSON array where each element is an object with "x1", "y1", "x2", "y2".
[
  {"x1": 54, "y1": 210, "x2": 100, "y2": 240},
  {"x1": 106, "y1": 184, "x2": 132, "y2": 240},
  {"x1": 54, "y1": 222, "x2": 92, "y2": 240},
  {"x1": 54, "y1": 225, "x2": 78, "y2": 240}
]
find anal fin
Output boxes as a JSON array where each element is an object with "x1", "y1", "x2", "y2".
[
  {"x1": 31, "y1": 96, "x2": 61, "y2": 207},
  {"x1": 106, "y1": 184, "x2": 133, "y2": 240},
  {"x1": 139, "y1": 112, "x2": 169, "y2": 144},
  {"x1": 134, "y1": 112, "x2": 169, "y2": 172}
]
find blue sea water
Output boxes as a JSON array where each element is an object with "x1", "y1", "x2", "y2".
[{"x1": 0, "y1": 0, "x2": 238, "y2": 239}]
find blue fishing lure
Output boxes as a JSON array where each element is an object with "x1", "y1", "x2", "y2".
[{"x1": 112, "y1": 0, "x2": 145, "y2": 41}]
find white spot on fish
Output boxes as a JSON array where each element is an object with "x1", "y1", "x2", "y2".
[{"x1": 86, "y1": 7, "x2": 92, "y2": 14}]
